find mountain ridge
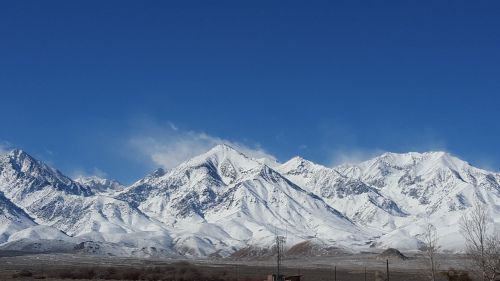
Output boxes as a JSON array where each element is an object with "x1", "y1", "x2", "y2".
[{"x1": 0, "y1": 145, "x2": 498, "y2": 257}]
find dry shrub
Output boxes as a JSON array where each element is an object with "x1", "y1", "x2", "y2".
[
  {"x1": 374, "y1": 270, "x2": 385, "y2": 281},
  {"x1": 98, "y1": 267, "x2": 119, "y2": 280},
  {"x1": 12, "y1": 269, "x2": 33, "y2": 278},
  {"x1": 57, "y1": 267, "x2": 96, "y2": 279},
  {"x1": 121, "y1": 268, "x2": 142, "y2": 280},
  {"x1": 441, "y1": 269, "x2": 472, "y2": 281},
  {"x1": 45, "y1": 262, "x2": 240, "y2": 281}
]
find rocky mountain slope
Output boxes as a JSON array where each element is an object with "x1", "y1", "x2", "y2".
[
  {"x1": 75, "y1": 176, "x2": 125, "y2": 195},
  {"x1": 0, "y1": 150, "x2": 169, "y2": 254},
  {"x1": 0, "y1": 146, "x2": 498, "y2": 257},
  {"x1": 118, "y1": 145, "x2": 365, "y2": 256},
  {"x1": 278, "y1": 152, "x2": 500, "y2": 250}
]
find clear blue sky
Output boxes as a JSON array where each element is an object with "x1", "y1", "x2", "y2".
[{"x1": 1, "y1": 1, "x2": 499, "y2": 183}]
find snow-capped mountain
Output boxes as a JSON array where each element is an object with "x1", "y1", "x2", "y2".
[
  {"x1": 0, "y1": 149, "x2": 92, "y2": 198},
  {"x1": 0, "y1": 150, "x2": 166, "y2": 243},
  {"x1": 337, "y1": 152, "x2": 500, "y2": 215},
  {"x1": 277, "y1": 157, "x2": 408, "y2": 231},
  {"x1": 75, "y1": 176, "x2": 125, "y2": 194},
  {"x1": 0, "y1": 192, "x2": 36, "y2": 243},
  {"x1": 0, "y1": 146, "x2": 498, "y2": 257},
  {"x1": 345, "y1": 152, "x2": 500, "y2": 250},
  {"x1": 278, "y1": 152, "x2": 500, "y2": 250},
  {"x1": 119, "y1": 144, "x2": 365, "y2": 256}
]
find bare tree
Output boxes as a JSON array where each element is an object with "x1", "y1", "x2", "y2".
[
  {"x1": 422, "y1": 223, "x2": 440, "y2": 281},
  {"x1": 484, "y1": 234, "x2": 500, "y2": 281},
  {"x1": 459, "y1": 199, "x2": 499, "y2": 281}
]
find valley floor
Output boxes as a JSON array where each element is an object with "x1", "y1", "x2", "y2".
[{"x1": 0, "y1": 252, "x2": 471, "y2": 281}]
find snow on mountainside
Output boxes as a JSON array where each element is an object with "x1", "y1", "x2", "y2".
[
  {"x1": 0, "y1": 149, "x2": 92, "y2": 198},
  {"x1": 338, "y1": 152, "x2": 500, "y2": 213},
  {"x1": 292, "y1": 152, "x2": 500, "y2": 251},
  {"x1": 0, "y1": 150, "x2": 169, "y2": 251},
  {"x1": 351, "y1": 152, "x2": 500, "y2": 250},
  {"x1": 0, "y1": 146, "x2": 498, "y2": 257},
  {"x1": 75, "y1": 176, "x2": 125, "y2": 194},
  {"x1": 0, "y1": 192, "x2": 36, "y2": 243},
  {"x1": 277, "y1": 157, "x2": 408, "y2": 231},
  {"x1": 119, "y1": 144, "x2": 365, "y2": 256}
]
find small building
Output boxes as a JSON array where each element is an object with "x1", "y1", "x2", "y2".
[{"x1": 285, "y1": 275, "x2": 302, "y2": 281}]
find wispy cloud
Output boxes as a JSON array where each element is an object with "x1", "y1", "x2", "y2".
[
  {"x1": 0, "y1": 141, "x2": 13, "y2": 155},
  {"x1": 69, "y1": 167, "x2": 108, "y2": 180},
  {"x1": 318, "y1": 122, "x2": 452, "y2": 167},
  {"x1": 127, "y1": 120, "x2": 277, "y2": 169},
  {"x1": 327, "y1": 138, "x2": 449, "y2": 167},
  {"x1": 328, "y1": 148, "x2": 386, "y2": 167}
]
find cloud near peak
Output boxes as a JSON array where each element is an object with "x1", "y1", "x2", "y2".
[
  {"x1": 128, "y1": 122, "x2": 277, "y2": 169},
  {"x1": 0, "y1": 141, "x2": 13, "y2": 155}
]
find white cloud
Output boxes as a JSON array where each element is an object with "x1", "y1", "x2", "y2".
[
  {"x1": 69, "y1": 167, "x2": 108, "y2": 180},
  {"x1": 328, "y1": 148, "x2": 386, "y2": 167},
  {"x1": 0, "y1": 141, "x2": 13, "y2": 155},
  {"x1": 127, "y1": 121, "x2": 277, "y2": 169},
  {"x1": 327, "y1": 138, "x2": 450, "y2": 167}
]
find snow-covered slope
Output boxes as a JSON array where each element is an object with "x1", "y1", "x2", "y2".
[
  {"x1": 0, "y1": 147, "x2": 498, "y2": 257},
  {"x1": 277, "y1": 157, "x2": 407, "y2": 231},
  {"x1": 338, "y1": 152, "x2": 500, "y2": 214},
  {"x1": 348, "y1": 152, "x2": 500, "y2": 251},
  {"x1": 0, "y1": 150, "x2": 165, "y2": 241},
  {"x1": 75, "y1": 176, "x2": 125, "y2": 195},
  {"x1": 120, "y1": 144, "x2": 366, "y2": 256},
  {"x1": 0, "y1": 149, "x2": 92, "y2": 198},
  {"x1": 278, "y1": 152, "x2": 500, "y2": 251},
  {"x1": 0, "y1": 192, "x2": 36, "y2": 243}
]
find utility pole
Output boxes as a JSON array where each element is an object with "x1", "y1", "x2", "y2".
[
  {"x1": 386, "y1": 259, "x2": 389, "y2": 281},
  {"x1": 334, "y1": 266, "x2": 336, "y2": 281},
  {"x1": 364, "y1": 267, "x2": 366, "y2": 281},
  {"x1": 276, "y1": 235, "x2": 286, "y2": 281}
]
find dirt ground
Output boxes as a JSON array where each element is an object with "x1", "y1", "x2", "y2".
[{"x1": 0, "y1": 252, "x2": 470, "y2": 281}]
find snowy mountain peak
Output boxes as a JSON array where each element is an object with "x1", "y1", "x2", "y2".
[
  {"x1": 8, "y1": 148, "x2": 26, "y2": 157},
  {"x1": 3, "y1": 149, "x2": 54, "y2": 175},
  {"x1": 353, "y1": 151, "x2": 476, "y2": 180},
  {"x1": 0, "y1": 149, "x2": 92, "y2": 197},
  {"x1": 191, "y1": 144, "x2": 251, "y2": 163},
  {"x1": 75, "y1": 176, "x2": 125, "y2": 194},
  {"x1": 368, "y1": 151, "x2": 460, "y2": 167},
  {"x1": 210, "y1": 143, "x2": 236, "y2": 152},
  {"x1": 277, "y1": 156, "x2": 327, "y2": 180},
  {"x1": 179, "y1": 144, "x2": 263, "y2": 182},
  {"x1": 5, "y1": 149, "x2": 38, "y2": 165},
  {"x1": 282, "y1": 156, "x2": 318, "y2": 169},
  {"x1": 0, "y1": 146, "x2": 498, "y2": 257},
  {"x1": 286, "y1": 156, "x2": 310, "y2": 165},
  {"x1": 148, "y1": 167, "x2": 167, "y2": 178}
]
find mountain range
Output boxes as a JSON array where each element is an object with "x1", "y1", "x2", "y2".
[{"x1": 0, "y1": 145, "x2": 498, "y2": 257}]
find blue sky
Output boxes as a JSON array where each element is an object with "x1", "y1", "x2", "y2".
[{"x1": 1, "y1": 1, "x2": 499, "y2": 183}]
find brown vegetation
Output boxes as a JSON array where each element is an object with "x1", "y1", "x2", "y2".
[
  {"x1": 460, "y1": 200, "x2": 500, "y2": 281},
  {"x1": 440, "y1": 269, "x2": 472, "y2": 281},
  {"x1": 10, "y1": 262, "x2": 239, "y2": 281}
]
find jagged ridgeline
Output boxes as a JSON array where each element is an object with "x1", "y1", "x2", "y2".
[{"x1": 0, "y1": 145, "x2": 498, "y2": 257}]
